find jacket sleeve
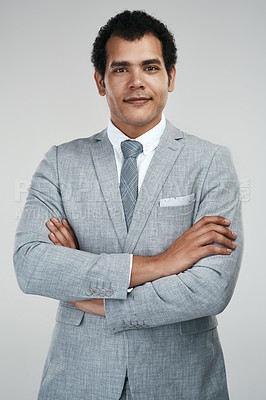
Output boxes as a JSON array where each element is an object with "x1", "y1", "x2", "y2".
[
  {"x1": 104, "y1": 146, "x2": 244, "y2": 332},
  {"x1": 13, "y1": 145, "x2": 131, "y2": 301}
]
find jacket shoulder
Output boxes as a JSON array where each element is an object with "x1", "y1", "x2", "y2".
[
  {"x1": 166, "y1": 120, "x2": 226, "y2": 157},
  {"x1": 56, "y1": 129, "x2": 106, "y2": 154}
]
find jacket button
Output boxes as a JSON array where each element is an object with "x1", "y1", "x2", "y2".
[
  {"x1": 99, "y1": 289, "x2": 106, "y2": 296},
  {"x1": 105, "y1": 289, "x2": 114, "y2": 297},
  {"x1": 85, "y1": 288, "x2": 93, "y2": 296},
  {"x1": 92, "y1": 289, "x2": 100, "y2": 296}
]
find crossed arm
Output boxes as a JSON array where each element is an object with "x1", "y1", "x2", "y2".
[
  {"x1": 14, "y1": 145, "x2": 242, "y2": 330},
  {"x1": 46, "y1": 215, "x2": 238, "y2": 316}
]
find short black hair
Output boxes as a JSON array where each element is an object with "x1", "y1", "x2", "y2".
[{"x1": 91, "y1": 10, "x2": 177, "y2": 79}]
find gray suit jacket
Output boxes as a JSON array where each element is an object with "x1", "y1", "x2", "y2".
[{"x1": 14, "y1": 121, "x2": 243, "y2": 399}]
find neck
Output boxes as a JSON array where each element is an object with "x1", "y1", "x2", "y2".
[{"x1": 111, "y1": 115, "x2": 162, "y2": 139}]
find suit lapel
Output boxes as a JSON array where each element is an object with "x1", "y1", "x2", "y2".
[
  {"x1": 90, "y1": 130, "x2": 127, "y2": 250},
  {"x1": 90, "y1": 122, "x2": 184, "y2": 254},
  {"x1": 123, "y1": 121, "x2": 184, "y2": 254}
]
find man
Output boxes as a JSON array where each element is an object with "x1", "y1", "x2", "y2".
[{"x1": 14, "y1": 10, "x2": 243, "y2": 400}]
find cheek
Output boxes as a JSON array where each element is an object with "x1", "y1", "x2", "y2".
[
  {"x1": 154, "y1": 88, "x2": 169, "y2": 107},
  {"x1": 149, "y1": 79, "x2": 169, "y2": 100},
  {"x1": 105, "y1": 85, "x2": 123, "y2": 106},
  {"x1": 105, "y1": 91, "x2": 118, "y2": 111}
]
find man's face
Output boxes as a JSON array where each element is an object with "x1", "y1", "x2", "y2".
[{"x1": 94, "y1": 34, "x2": 176, "y2": 137}]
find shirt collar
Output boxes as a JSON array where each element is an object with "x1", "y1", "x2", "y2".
[{"x1": 107, "y1": 114, "x2": 166, "y2": 156}]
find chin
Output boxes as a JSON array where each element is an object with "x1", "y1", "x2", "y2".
[
  {"x1": 121, "y1": 113, "x2": 158, "y2": 127},
  {"x1": 127, "y1": 119, "x2": 151, "y2": 126}
]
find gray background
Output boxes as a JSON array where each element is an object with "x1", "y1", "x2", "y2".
[{"x1": 1, "y1": 0, "x2": 265, "y2": 398}]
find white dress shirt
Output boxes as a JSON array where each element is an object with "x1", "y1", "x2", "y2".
[
  {"x1": 107, "y1": 114, "x2": 166, "y2": 289},
  {"x1": 107, "y1": 114, "x2": 166, "y2": 189}
]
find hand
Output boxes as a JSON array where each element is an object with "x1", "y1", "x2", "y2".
[
  {"x1": 157, "y1": 216, "x2": 237, "y2": 277},
  {"x1": 131, "y1": 216, "x2": 237, "y2": 287},
  {"x1": 46, "y1": 217, "x2": 79, "y2": 249},
  {"x1": 69, "y1": 299, "x2": 105, "y2": 316},
  {"x1": 46, "y1": 217, "x2": 105, "y2": 316}
]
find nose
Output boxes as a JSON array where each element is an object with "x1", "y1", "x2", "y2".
[{"x1": 128, "y1": 69, "x2": 146, "y2": 90}]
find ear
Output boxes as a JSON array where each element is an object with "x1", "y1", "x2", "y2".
[
  {"x1": 94, "y1": 71, "x2": 106, "y2": 96},
  {"x1": 168, "y1": 66, "x2": 176, "y2": 92}
]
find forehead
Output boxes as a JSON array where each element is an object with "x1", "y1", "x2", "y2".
[{"x1": 105, "y1": 35, "x2": 164, "y2": 66}]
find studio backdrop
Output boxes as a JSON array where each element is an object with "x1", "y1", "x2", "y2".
[{"x1": 1, "y1": 1, "x2": 265, "y2": 399}]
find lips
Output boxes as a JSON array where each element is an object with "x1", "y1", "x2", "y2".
[{"x1": 124, "y1": 97, "x2": 152, "y2": 105}]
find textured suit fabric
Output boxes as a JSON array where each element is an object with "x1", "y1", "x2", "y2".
[{"x1": 13, "y1": 121, "x2": 243, "y2": 399}]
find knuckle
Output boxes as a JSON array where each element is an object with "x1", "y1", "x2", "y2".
[
  {"x1": 213, "y1": 232, "x2": 220, "y2": 241},
  {"x1": 222, "y1": 227, "x2": 228, "y2": 235},
  {"x1": 208, "y1": 223, "x2": 216, "y2": 232},
  {"x1": 224, "y1": 237, "x2": 230, "y2": 245},
  {"x1": 229, "y1": 239, "x2": 235, "y2": 248},
  {"x1": 219, "y1": 246, "x2": 228, "y2": 254},
  {"x1": 208, "y1": 244, "x2": 216, "y2": 253},
  {"x1": 57, "y1": 222, "x2": 64, "y2": 231},
  {"x1": 64, "y1": 234, "x2": 72, "y2": 243},
  {"x1": 61, "y1": 238, "x2": 69, "y2": 245},
  {"x1": 210, "y1": 244, "x2": 222, "y2": 254},
  {"x1": 206, "y1": 231, "x2": 215, "y2": 242}
]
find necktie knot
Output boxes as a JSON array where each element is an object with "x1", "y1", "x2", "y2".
[{"x1": 121, "y1": 140, "x2": 143, "y2": 159}]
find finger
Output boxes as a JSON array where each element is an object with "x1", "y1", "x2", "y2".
[
  {"x1": 69, "y1": 300, "x2": 90, "y2": 313},
  {"x1": 46, "y1": 218, "x2": 75, "y2": 248},
  {"x1": 46, "y1": 220, "x2": 69, "y2": 246},
  {"x1": 182, "y1": 217, "x2": 234, "y2": 241},
  {"x1": 46, "y1": 221, "x2": 65, "y2": 245},
  {"x1": 196, "y1": 223, "x2": 237, "y2": 240},
  {"x1": 52, "y1": 218, "x2": 77, "y2": 249},
  {"x1": 200, "y1": 244, "x2": 233, "y2": 258},
  {"x1": 48, "y1": 232, "x2": 63, "y2": 246},
  {"x1": 62, "y1": 219, "x2": 79, "y2": 248},
  {"x1": 61, "y1": 219, "x2": 73, "y2": 234},
  {"x1": 193, "y1": 216, "x2": 231, "y2": 230},
  {"x1": 199, "y1": 231, "x2": 237, "y2": 249}
]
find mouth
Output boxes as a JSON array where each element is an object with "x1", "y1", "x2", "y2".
[{"x1": 124, "y1": 97, "x2": 152, "y2": 105}]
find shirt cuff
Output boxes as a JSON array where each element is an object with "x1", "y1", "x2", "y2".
[{"x1": 127, "y1": 254, "x2": 133, "y2": 293}]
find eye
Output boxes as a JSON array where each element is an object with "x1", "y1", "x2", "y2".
[
  {"x1": 114, "y1": 68, "x2": 127, "y2": 73},
  {"x1": 145, "y1": 66, "x2": 159, "y2": 71}
]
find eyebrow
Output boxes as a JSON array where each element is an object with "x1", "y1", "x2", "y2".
[
  {"x1": 142, "y1": 59, "x2": 162, "y2": 66},
  {"x1": 110, "y1": 58, "x2": 162, "y2": 68}
]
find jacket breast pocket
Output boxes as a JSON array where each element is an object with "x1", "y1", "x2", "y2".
[
  {"x1": 56, "y1": 302, "x2": 85, "y2": 326},
  {"x1": 158, "y1": 193, "x2": 195, "y2": 217}
]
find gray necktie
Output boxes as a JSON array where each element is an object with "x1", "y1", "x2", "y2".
[{"x1": 120, "y1": 140, "x2": 143, "y2": 230}]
